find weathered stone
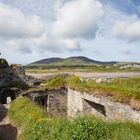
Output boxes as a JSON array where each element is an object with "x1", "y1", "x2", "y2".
[
  {"x1": 0, "y1": 58, "x2": 42, "y2": 104},
  {"x1": 25, "y1": 88, "x2": 67, "y2": 117},
  {"x1": 67, "y1": 88, "x2": 140, "y2": 123}
]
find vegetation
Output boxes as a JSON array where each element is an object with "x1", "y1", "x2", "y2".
[
  {"x1": 41, "y1": 75, "x2": 66, "y2": 89},
  {"x1": 22, "y1": 86, "x2": 47, "y2": 96},
  {"x1": 40, "y1": 75, "x2": 140, "y2": 108},
  {"x1": 28, "y1": 56, "x2": 117, "y2": 66},
  {"x1": 9, "y1": 97, "x2": 140, "y2": 140},
  {"x1": 25, "y1": 56, "x2": 140, "y2": 73},
  {"x1": 22, "y1": 75, "x2": 140, "y2": 109},
  {"x1": 67, "y1": 76, "x2": 140, "y2": 101},
  {"x1": 25, "y1": 65, "x2": 140, "y2": 74}
]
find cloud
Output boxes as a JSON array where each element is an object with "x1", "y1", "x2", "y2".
[
  {"x1": 122, "y1": 50, "x2": 133, "y2": 55},
  {"x1": 52, "y1": 0, "x2": 103, "y2": 39},
  {"x1": 0, "y1": 2, "x2": 82, "y2": 54},
  {"x1": 0, "y1": 3, "x2": 44, "y2": 39},
  {"x1": 33, "y1": 33, "x2": 81, "y2": 53},
  {"x1": 5, "y1": 39, "x2": 32, "y2": 54},
  {"x1": 112, "y1": 15, "x2": 140, "y2": 42}
]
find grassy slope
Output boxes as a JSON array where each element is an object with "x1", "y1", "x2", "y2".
[
  {"x1": 54, "y1": 58, "x2": 95, "y2": 66},
  {"x1": 9, "y1": 97, "x2": 140, "y2": 140}
]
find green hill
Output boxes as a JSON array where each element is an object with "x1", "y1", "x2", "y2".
[{"x1": 28, "y1": 56, "x2": 117, "y2": 67}]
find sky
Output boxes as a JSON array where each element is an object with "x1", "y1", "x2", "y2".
[{"x1": 0, "y1": 0, "x2": 140, "y2": 64}]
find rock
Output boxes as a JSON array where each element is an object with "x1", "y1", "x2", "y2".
[
  {"x1": 0, "y1": 58, "x2": 42, "y2": 104},
  {"x1": 0, "y1": 58, "x2": 9, "y2": 68},
  {"x1": 96, "y1": 78, "x2": 107, "y2": 83}
]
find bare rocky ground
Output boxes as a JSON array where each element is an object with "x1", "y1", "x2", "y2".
[
  {"x1": 26, "y1": 72, "x2": 140, "y2": 79},
  {"x1": 0, "y1": 104, "x2": 18, "y2": 140}
]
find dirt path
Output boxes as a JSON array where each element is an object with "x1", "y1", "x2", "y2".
[{"x1": 0, "y1": 104, "x2": 18, "y2": 140}]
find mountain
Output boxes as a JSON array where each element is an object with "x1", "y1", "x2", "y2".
[
  {"x1": 30, "y1": 57, "x2": 63, "y2": 65},
  {"x1": 28, "y1": 56, "x2": 117, "y2": 66}
]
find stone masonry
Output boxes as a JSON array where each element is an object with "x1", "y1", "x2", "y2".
[
  {"x1": 67, "y1": 88, "x2": 140, "y2": 123},
  {"x1": 26, "y1": 88, "x2": 68, "y2": 117}
]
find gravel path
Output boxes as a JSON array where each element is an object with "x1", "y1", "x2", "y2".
[{"x1": 0, "y1": 104, "x2": 18, "y2": 140}]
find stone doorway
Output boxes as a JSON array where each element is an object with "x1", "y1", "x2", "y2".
[
  {"x1": 34, "y1": 95, "x2": 48, "y2": 108},
  {"x1": 0, "y1": 89, "x2": 16, "y2": 104}
]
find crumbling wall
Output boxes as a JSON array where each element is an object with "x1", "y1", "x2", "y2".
[
  {"x1": 26, "y1": 88, "x2": 67, "y2": 117},
  {"x1": 68, "y1": 88, "x2": 140, "y2": 123},
  {"x1": 48, "y1": 88, "x2": 67, "y2": 117}
]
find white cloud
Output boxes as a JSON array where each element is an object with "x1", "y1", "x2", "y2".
[
  {"x1": 33, "y1": 33, "x2": 81, "y2": 53},
  {"x1": 0, "y1": 2, "x2": 82, "y2": 54},
  {"x1": 0, "y1": 3, "x2": 44, "y2": 39},
  {"x1": 52, "y1": 0, "x2": 103, "y2": 39},
  {"x1": 112, "y1": 15, "x2": 140, "y2": 42},
  {"x1": 5, "y1": 39, "x2": 32, "y2": 54}
]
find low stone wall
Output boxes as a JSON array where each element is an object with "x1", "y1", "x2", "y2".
[{"x1": 68, "y1": 88, "x2": 140, "y2": 123}]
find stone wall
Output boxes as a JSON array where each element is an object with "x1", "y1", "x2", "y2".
[
  {"x1": 68, "y1": 88, "x2": 140, "y2": 123},
  {"x1": 26, "y1": 88, "x2": 68, "y2": 117}
]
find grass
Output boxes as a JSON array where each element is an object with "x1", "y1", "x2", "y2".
[
  {"x1": 25, "y1": 65, "x2": 140, "y2": 74},
  {"x1": 67, "y1": 76, "x2": 140, "y2": 109},
  {"x1": 22, "y1": 86, "x2": 47, "y2": 96},
  {"x1": 41, "y1": 75, "x2": 66, "y2": 89},
  {"x1": 40, "y1": 75, "x2": 140, "y2": 102},
  {"x1": 9, "y1": 97, "x2": 140, "y2": 140},
  {"x1": 22, "y1": 75, "x2": 140, "y2": 109},
  {"x1": 22, "y1": 75, "x2": 66, "y2": 95}
]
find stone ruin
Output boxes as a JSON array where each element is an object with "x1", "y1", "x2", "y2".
[
  {"x1": 67, "y1": 89, "x2": 140, "y2": 123},
  {"x1": 0, "y1": 58, "x2": 139, "y2": 123},
  {"x1": 25, "y1": 88, "x2": 67, "y2": 117},
  {"x1": 0, "y1": 58, "x2": 41, "y2": 104},
  {"x1": 23, "y1": 86, "x2": 140, "y2": 123}
]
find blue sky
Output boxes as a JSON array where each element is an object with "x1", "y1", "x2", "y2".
[{"x1": 0, "y1": 0, "x2": 140, "y2": 64}]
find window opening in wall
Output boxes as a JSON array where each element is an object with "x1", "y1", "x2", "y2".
[{"x1": 83, "y1": 99, "x2": 106, "y2": 116}]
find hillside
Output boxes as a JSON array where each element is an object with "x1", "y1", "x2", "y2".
[{"x1": 28, "y1": 56, "x2": 117, "y2": 66}]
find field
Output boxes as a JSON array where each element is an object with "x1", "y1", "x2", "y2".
[{"x1": 25, "y1": 65, "x2": 140, "y2": 74}]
